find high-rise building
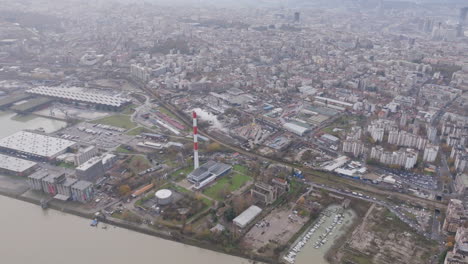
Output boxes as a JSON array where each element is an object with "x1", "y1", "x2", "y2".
[
  {"x1": 443, "y1": 199, "x2": 466, "y2": 233},
  {"x1": 423, "y1": 144, "x2": 439, "y2": 163},
  {"x1": 294, "y1": 12, "x2": 300, "y2": 22}
]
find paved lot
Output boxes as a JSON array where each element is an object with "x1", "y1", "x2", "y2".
[
  {"x1": 58, "y1": 122, "x2": 133, "y2": 149},
  {"x1": 243, "y1": 205, "x2": 308, "y2": 250}
]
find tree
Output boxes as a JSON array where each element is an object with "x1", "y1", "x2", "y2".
[
  {"x1": 207, "y1": 142, "x2": 222, "y2": 153},
  {"x1": 301, "y1": 150, "x2": 313, "y2": 161},
  {"x1": 217, "y1": 186, "x2": 231, "y2": 200},
  {"x1": 118, "y1": 185, "x2": 131, "y2": 196},
  {"x1": 224, "y1": 207, "x2": 236, "y2": 222}
]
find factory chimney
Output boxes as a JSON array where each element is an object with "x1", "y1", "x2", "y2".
[{"x1": 193, "y1": 111, "x2": 199, "y2": 169}]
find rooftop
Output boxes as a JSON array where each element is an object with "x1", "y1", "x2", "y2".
[
  {"x1": 72, "y1": 180, "x2": 93, "y2": 190},
  {"x1": 0, "y1": 131, "x2": 77, "y2": 158},
  {"x1": 76, "y1": 156, "x2": 102, "y2": 171},
  {"x1": 27, "y1": 86, "x2": 131, "y2": 107},
  {"x1": 233, "y1": 205, "x2": 262, "y2": 228},
  {"x1": 0, "y1": 154, "x2": 37, "y2": 173}
]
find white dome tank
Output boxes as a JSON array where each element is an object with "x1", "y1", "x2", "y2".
[{"x1": 155, "y1": 189, "x2": 173, "y2": 205}]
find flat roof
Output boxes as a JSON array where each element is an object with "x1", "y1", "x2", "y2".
[
  {"x1": 72, "y1": 180, "x2": 93, "y2": 190},
  {"x1": 233, "y1": 205, "x2": 262, "y2": 228},
  {"x1": 459, "y1": 173, "x2": 468, "y2": 187},
  {"x1": 0, "y1": 131, "x2": 76, "y2": 158},
  {"x1": 0, "y1": 153, "x2": 37, "y2": 173},
  {"x1": 188, "y1": 161, "x2": 232, "y2": 182},
  {"x1": 27, "y1": 86, "x2": 131, "y2": 107},
  {"x1": 76, "y1": 156, "x2": 102, "y2": 171}
]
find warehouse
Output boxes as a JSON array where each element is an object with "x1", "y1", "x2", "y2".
[
  {"x1": 0, "y1": 153, "x2": 38, "y2": 176},
  {"x1": 233, "y1": 205, "x2": 263, "y2": 229},
  {"x1": 27, "y1": 86, "x2": 131, "y2": 109},
  {"x1": 283, "y1": 122, "x2": 310, "y2": 136},
  {"x1": 0, "y1": 131, "x2": 77, "y2": 161}
]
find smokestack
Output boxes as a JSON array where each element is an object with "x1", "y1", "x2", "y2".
[{"x1": 193, "y1": 111, "x2": 199, "y2": 169}]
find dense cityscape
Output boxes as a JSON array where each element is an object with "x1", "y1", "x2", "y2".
[{"x1": 0, "y1": 0, "x2": 467, "y2": 263}]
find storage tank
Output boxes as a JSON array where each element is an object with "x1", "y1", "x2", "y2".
[{"x1": 155, "y1": 189, "x2": 173, "y2": 205}]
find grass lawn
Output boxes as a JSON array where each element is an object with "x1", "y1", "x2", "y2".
[
  {"x1": 203, "y1": 173, "x2": 252, "y2": 200},
  {"x1": 170, "y1": 166, "x2": 194, "y2": 181},
  {"x1": 58, "y1": 162, "x2": 75, "y2": 169},
  {"x1": 116, "y1": 145, "x2": 133, "y2": 153},
  {"x1": 126, "y1": 126, "x2": 152, "y2": 136},
  {"x1": 233, "y1": 164, "x2": 249, "y2": 175},
  {"x1": 92, "y1": 114, "x2": 136, "y2": 130},
  {"x1": 122, "y1": 104, "x2": 137, "y2": 115},
  {"x1": 157, "y1": 107, "x2": 179, "y2": 120}
]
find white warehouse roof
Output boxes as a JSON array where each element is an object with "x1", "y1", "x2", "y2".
[
  {"x1": 283, "y1": 122, "x2": 309, "y2": 136},
  {"x1": 233, "y1": 205, "x2": 262, "y2": 228},
  {"x1": 0, "y1": 153, "x2": 37, "y2": 173},
  {"x1": 0, "y1": 131, "x2": 77, "y2": 159},
  {"x1": 27, "y1": 86, "x2": 131, "y2": 107}
]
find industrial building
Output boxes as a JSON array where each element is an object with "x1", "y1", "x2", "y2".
[
  {"x1": 251, "y1": 178, "x2": 289, "y2": 205},
  {"x1": 0, "y1": 153, "x2": 38, "y2": 176},
  {"x1": 155, "y1": 189, "x2": 173, "y2": 205},
  {"x1": 187, "y1": 160, "x2": 232, "y2": 186},
  {"x1": 233, "y1": 205, "x2": 263, "y2": 228},
  {"x1": 27, "y1": 86, "x2": 131, "y2": 109},
  {"x1": 74, "y1": 145, "x2": 98, "y2": 166},
  {"x1": 76, "y1": 156, "x2": 105, "y2": 182},
  {"x1": 71, "y1": 180, "x2": 94, "y2": 203},
  {"x1": 283, "y1": 122, "x2": 310, "y2": 136},
  {"x1": 251, "y1": 182, "x2": 278, "y2": 205},
  {"x1": 27, "y1": 169, "x2": 91, "y2": 202},
  {"x1": 0, "y1": 131, "x2": 77, "y2": 161}
]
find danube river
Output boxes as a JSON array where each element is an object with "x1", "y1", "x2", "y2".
[
  {"x1": 0, "y1": 196, "x2": 249, "y2": 264},
  {"x1": 0, "y1": 111, "x2": 66, "y2": 137},
  {"x1": 0, "y1": 112, "x2": 249, "y2": 264}
]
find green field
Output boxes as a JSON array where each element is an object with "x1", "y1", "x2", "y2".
[
  {"x1": 92, "y1": 114, "x2": 136, "y2": 130},
  {"x1": 233, "y1": 164, "x2": 249, "y2": 174},
  {"x1": 170, "y1": 166, "x2": 194, "y2": 181},
  {"x1": 203, "y1": 173, "x2": 252, "y2": 200},
  {"x1": 122, "y1": 104, "x2": 137, "y2": 115},
  {"x1": 116, "y1": 145, "x2": 133, "y2": 153}
]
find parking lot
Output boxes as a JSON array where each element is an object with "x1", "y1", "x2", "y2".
[
  {"x1": 380, "y1": 168, "x2": 438, "y2": 191},
  {"x1": 243, "y1": 205, "x2": 308, "y2": 251},
  {"x1": 57, "y1": 122, "x2": 133, "y2": 149}
]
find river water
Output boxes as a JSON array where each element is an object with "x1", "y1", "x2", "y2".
[
  {"x1": 0, "y1": 196, "x2": 249, "y2": 264},
  {"x1": 0, "y1": 112, "x2": 248, "y2": 264},
  {"x1": 0, "y1": 111, "x2": 66, "y2": 137}
]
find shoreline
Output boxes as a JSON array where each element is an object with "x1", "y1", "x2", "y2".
[{"x1": 0, "y1": 188, "x2": 274, "y2": 264}]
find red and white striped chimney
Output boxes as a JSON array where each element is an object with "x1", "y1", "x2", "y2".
[{"x1": 193, "y1": 111, "x2": 199, "y2": 169}]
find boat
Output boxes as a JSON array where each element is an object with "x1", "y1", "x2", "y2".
[{"x1": 90, "y1": 219, "x2": 98, "y2": 227}]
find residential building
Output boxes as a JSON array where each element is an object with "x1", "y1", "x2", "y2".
[
  {"x1": 444, "y1": 227, "x2": 468, "y2": 264},
  {"x1": 423, "y1": 144, "x2": 439, "y2": 163},
  {"x1": 443, "y1": 199, "x2": 467, "y2": 233}
]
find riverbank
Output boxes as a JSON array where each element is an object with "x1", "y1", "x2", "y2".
[{"x1": 0, "y1": 182, "x2": 273, "y2": 264}]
